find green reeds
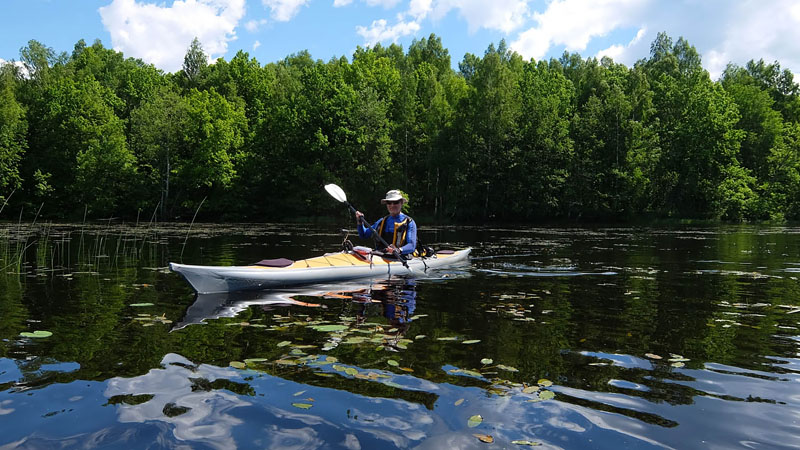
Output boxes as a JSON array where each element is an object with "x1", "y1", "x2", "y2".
[{"x1": 180, "y1": 196, "x2": 206, "y2": 261}]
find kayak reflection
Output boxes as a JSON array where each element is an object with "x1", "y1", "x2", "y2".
[
  {"x1": 173, "y1": 286, "x2": 327, "y2": 330},
  {"x1": 172, "y1": 279, "x2": 409, "y2": 330}
]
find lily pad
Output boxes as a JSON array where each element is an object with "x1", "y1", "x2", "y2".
[
  {"x1": 462, "y1": 340, "x2": 481, "y2": 344},
  {"x1": 455, "y1": 398, "x2": 465, "y2": 406},
  {"x1": 229, "y1": 361, "x2": 246, "y2": 369},
  {"x1": 537, "y1": 379, "x2": 553, "y2": 387},
  {"x1": 497, "y1": 364, "x2": 519, "y2": 372},
  {"x1": 539, "y1": 390, "x2": 555, "y2": 400},
  {"x1": 522, "y1": 386, "x2": 539, "y2": 394},
  {"x1": 474, "y1": 434, "x2": 494, "y2": 443},
  {"x1": 387, "y1": 359, "x2": 400, "y2": 367},
  {"x1": 449, "y1": 368, "x2": 484, "y2": 378},
  {"x1": 291, "y1": 403, "x2": 313, "y2": 409},
  {"x1": 244, "y1": 358, "x2": 268, "y2": 365},
  {"x1": 480, "y1": 358, "x2": 493, "y2": 365},
  {"x1": 20, "y1": 330, "x2": 53, "y2": 338},
  {"x1": 312, "y1": 324, "x2": 348, "y2": 332},
  {"x1": 129, "y1": 303, "x2": 154, "y2": 307},
  {"x1": 276, "y1": 341, "x2": 292, "y2": 347},
  {"x1": 511, "y1": 440, "x2": 541, "y2": 446},
  {"x1": 467, "y1": 414, "x2": 483, "y2": 428}
]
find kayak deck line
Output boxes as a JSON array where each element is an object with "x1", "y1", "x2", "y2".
[
  {"x1": 244, "y1": 249, "x2": 464, "y2": 270},
  {"x1": 170, "y1": 248, "x2": 471, "y2": 294}
]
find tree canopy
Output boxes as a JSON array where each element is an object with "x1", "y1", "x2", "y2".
[{"x1": 1, "y1": 33, "x2": 800, "y2": 222}]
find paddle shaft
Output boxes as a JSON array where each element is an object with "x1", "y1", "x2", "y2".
[{"x1": 345, "y1": 200, "x2": 410, "y2": 270}]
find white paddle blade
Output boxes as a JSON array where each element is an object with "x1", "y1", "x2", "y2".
[{"x1": 324, "y1": 183, "x2": 348, "y2": 203}]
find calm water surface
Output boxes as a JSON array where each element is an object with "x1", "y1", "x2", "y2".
[{"x1": 1, "y1": 223, "x2": 799, "y2": 449}]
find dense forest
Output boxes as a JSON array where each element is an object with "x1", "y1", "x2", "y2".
[{"x1": 1, "y1": 32, "x2": 799, "y2": 223}]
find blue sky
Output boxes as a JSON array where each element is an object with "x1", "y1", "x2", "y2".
[{"x1": 2, "y1": 0, "x2": 800, "y2": 80}]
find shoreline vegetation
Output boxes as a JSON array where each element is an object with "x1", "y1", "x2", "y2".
[{"x1": 1, "y1": 33, "x2": 799, "y2": 224}]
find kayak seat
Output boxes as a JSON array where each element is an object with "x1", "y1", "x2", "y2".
[
  {"x1": 253, "y1": 258, "x2": 294, "y2": 268},
  {"x1": 436, "y1": 250, "x2": 455, "y2": 255}
]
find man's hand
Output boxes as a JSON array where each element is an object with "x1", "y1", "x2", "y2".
[
  {"x1": 385, "y1": 244, "x2": 398, "y2": 254},
  {"x1": 355, "y1": 211, "x2": 364, "y2": 223}
]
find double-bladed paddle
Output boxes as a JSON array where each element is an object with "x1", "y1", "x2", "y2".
[{"x1": 325, "y1": 183, "x2": 411, "y2": 271}]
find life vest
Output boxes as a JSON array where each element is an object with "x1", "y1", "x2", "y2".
[{"x1": 377, "y1": 215, "x2": 411, "y2": 250}]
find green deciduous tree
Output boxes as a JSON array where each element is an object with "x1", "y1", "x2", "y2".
[
  {"x1": 22, "y1": 65, "x2": 136, "y2": 216},
  {"x1": 130, "y1": 85, "x2": 188, "y2": 217},
  {"x1": 644, "y1": 33, "x2": 755, "y2": 219},
  {"x1": 516, "y1": 59, "x2": 573, "y2": 218},
  {"x1": 0, "y1": 65, "x2": 27, "y2": 196},
  {"x1": 456, "y1": 41, "x2": 523, "y2": 219},
  {"x1": 180, "y1": 37, "x2": 208, "y2": 90},
  {"x1": 178, "y1": 88, "x2": 247, "y2": 213}
]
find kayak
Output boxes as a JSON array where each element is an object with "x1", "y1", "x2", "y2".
[{"x1": 169, "y1": 248, "x2": 471, "y2": 294}]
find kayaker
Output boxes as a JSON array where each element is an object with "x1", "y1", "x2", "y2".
[{"x1": 355, "y1": 189, "x2": 417, "y2": 256}]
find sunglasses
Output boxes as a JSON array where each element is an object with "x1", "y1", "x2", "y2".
[{"x1": 385, "y1": 200, "x2": 401, "y2": 205}]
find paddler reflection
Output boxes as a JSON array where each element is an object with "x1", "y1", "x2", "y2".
[{"x1": 326, "y1": 278, "x2": 417, "y2": 350}]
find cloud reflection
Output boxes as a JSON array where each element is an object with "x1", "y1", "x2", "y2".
[{"x1": 104, "y1": 353, "x2": 250, "y2": 450}]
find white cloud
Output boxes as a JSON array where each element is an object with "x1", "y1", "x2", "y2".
[
  {"x1": 358, "y1": 0, "x2": 527, "y2": 48},
  {"x1": 701, "y1": 0, "x2": 800, "y2": 79},
  {"x1": 431, "y1": 0, "x2": 529, "y2": 33},
  {"x1": 596, "y1": 27, "x2": 645, "y2": 61},
  {"x1": 0, "y1": 59, "x2": 30, "y2": 77},
  {"x1": 244, "y1": 18, "x2": 268, "y2": 31},
  {"x1": 509, "y1": 0, "x2": 800, "y2": 79},
  {"x1": 98, "y1": 0, "x2": 245, "y2": 72},
  {"x1": 510, "y1": 0, "x2": 650, "y2": 61},
  {"x1": 364, "y1": 0, "x2": 403, "y2": 8},
  {"x1": 356, "y1": 18, "x2": 420, "y2": 46},
  {"x1": 262, "y1": 0, "x2": 309, "y2": 21},
  {"x1": 398, "y1": 0, "x2": 529, "y2": 33},
  {"x1": 253, "y1": 40, "x2": 261, "y2": 50},
  {"x1": 335, "y1": 0, "x2": 407, "y2": 9},
  {"x1": 407, "y1": 0, "x2": 432, "y2": 21}
]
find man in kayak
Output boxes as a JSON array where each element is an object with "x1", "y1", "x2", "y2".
[{"x1": 355, "y1": 189, "x2": 418, "y2": 257}]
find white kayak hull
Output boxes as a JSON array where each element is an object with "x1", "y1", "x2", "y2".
[{"x1": 170, "y1": 248, "x2": 471, "y2": 293}]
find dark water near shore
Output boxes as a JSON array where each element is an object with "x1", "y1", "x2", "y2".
[{"x1": 1, "y1": 223, "x2": 799, "y2": 449}]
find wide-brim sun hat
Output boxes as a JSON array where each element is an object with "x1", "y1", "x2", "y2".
[{"x1": 380, "y1": 189, "x2": 407, "y2": 204}]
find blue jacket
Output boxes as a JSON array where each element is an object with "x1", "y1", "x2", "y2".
[{"x1": 358, "y1": 213, "x2": 417, "y2": 255}]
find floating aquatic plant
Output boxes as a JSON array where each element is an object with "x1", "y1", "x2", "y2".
[{"x1": 20, "y1": 330, "x2": 52, "y2": 338}]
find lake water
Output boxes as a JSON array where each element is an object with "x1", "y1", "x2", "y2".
[{"x1": 1, "y1": 223, "x2": 799, "y2": 449}]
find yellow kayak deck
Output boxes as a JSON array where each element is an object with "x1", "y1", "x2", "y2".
[{"x1": 248, "y1": 251, "x2": 462, "y2": 270}]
